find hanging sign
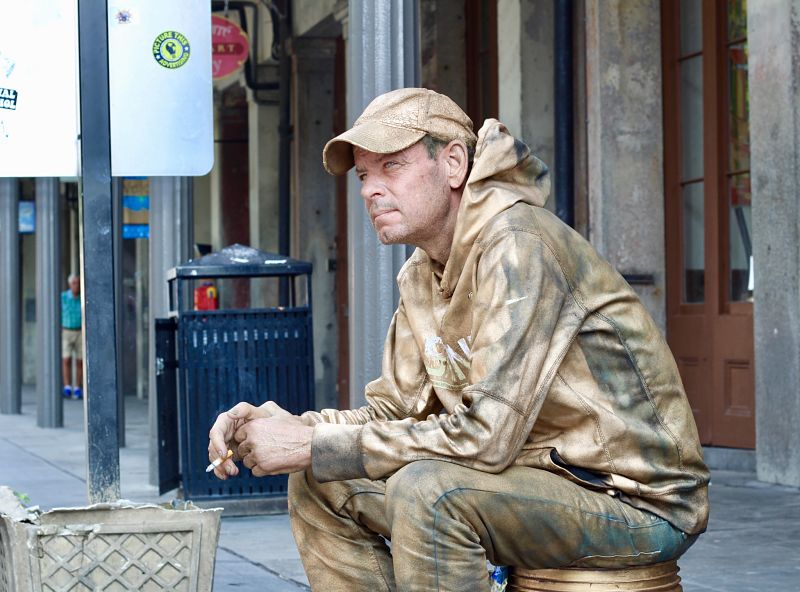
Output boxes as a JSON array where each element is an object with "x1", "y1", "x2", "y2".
[
  {"x1": 109, "y1": 0, "x2": 213, "y2": 176},
  {"x1": 211, "y1": 14, "x2": 249, "y2": 81}
]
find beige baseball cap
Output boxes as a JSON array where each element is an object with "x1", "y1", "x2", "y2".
[{"x1": 322, "y1": 87, "x2": 477, "y2": 176}]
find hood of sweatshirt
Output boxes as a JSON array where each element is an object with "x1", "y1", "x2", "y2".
[{"x1": 439, "y1": 119, "x2": 551, "y2": 297}]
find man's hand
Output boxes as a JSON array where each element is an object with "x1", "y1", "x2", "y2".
[
  {"x1": 234, "y1": 415, "x2": 313, "y2": 477},
  {"x1": 207, "y1": 401, "x2": 293, "y2": 480}
]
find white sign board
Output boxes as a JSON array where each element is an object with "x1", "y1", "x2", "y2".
[
  {"x1": 0, "y1": 0, "x2": 213, "y2": 177},
  {"x1": 0, "y1": 1, "x2": 81, "y2": 177},
  {"x1": 108, "y1": 0, "x2": 213, "y2": 176}
]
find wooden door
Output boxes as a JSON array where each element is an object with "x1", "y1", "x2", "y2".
[{"x1": 662, "y1": 0, "x2": 754, "y2": 448}]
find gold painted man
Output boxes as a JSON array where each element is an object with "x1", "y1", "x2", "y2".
[{"x1": 209, "y1": 88, "x2": 709, "y2": 591}]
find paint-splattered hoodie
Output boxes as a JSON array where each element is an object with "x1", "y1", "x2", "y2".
[{"x1": 303, "y1": 119, "x2": 710, "y2": 535}]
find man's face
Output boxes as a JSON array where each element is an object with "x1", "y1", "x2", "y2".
[
  {"x1": 69, "y1": 276, "x2": 80, "y2": 296},
  {"x1": 354, "y1": 141, "x2": 453, "y2": 250}
]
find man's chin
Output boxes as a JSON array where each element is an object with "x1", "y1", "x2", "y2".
[{"x1": 376, "y1": 231, "x2": 401, "y2": 245}]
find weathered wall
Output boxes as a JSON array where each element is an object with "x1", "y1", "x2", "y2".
[
  {"x1": 292, "y1": 38, "x2": 340, "y2": 411},
  {"x1": 522, "y1": 0, "x2": 555, "y2": 213},
  {"x1": 497, "y1": 0, "x2": 555, "y2": 212},
  {"x1": 585, "y1": 0, "x2": 666, "y2": 331},
  {"x1": 420, "y1": 0, "x2": 467, "y2": 111},
  {"x1": 749, "y1": 0, "x2": 800, "y2": 487},
  {"x1": 293, "y1": 0, "x2": 342, "y2": 38}
]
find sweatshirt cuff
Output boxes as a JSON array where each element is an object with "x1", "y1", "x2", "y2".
[{"x1": 311, "y1": 423, "x2": 367, "y2": 482}]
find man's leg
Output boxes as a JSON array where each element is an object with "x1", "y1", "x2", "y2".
[
  {"x1": 73, "y1": 331, "x2": 83, "y2": 398},
  {"x1": 288, "y1": 470, "x2": 395, "y2": 592},
  {"x1": 75, "y1": 358, "x2": 83, "y2": 392},
  {"x1": 385, "y1": 460, "x2": 694, "y2": 592},
  {"x1": 61, "y1": 357, "x2": 72, "y2": 392}
]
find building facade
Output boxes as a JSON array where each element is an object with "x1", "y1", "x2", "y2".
[{"x1": 1, "y1": 0, "x2": 797, "y2": 489}]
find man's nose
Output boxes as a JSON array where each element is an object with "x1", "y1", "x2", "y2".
[{"x1": 360, "y1": 177, "x2": 385, "y2": 202}]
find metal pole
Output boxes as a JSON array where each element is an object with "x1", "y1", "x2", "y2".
[
  {"x1": 78, "y1": 0, "x2": 121, "y2": 503},
  {"x1": 554, "y1": 0, "x2": 574, "y2": 227},
  {"x1": 346, "y1": 0, "x2": 419, "y2": 406},
  {"x1": 35, "y1": 178, "x2": 63, "y2": 428},
  {"x1": 278, "y1": 3, "x2": 292, "y2": 306},
  {"x1": 0, "y1": 178, "x2": 21, "y2": 414}
]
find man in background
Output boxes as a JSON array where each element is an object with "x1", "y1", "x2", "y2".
[{"x1": 61, "y1": 274, "x2": 83, "y2": 400}]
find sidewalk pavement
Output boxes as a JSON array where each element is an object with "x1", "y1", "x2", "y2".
[{"x1": 0, "y1": 386, "x2": 797, "y2": 591}]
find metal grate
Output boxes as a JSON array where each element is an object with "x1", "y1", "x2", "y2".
[{"x1": 178, "y1": 309, "x2": 314, "y2": 500}]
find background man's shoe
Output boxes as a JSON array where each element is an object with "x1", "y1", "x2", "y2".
[
  {"x1": 62, "y1": 386, "x2": 72, "y2": 398},
  {"x1": 72, "y1": 387, "x2": 82, "y2": 400}
]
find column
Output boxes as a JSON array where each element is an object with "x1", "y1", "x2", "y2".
[
  {"x1": 248, "y1": 93, "x2": 280, "y2": 308},
  {"x1": 35, "y1": 177, "x2": 63, "y2": 428},
  {"x1": 0, "y1": 178, "x2": 21, "y2": 414},
  {"x1": 497, "y1": 0, "x2": 555, "y2": 209},
  {"x1": 148, "y1": 176, "x2": 193, "y2": 485},
  {"x1": 749, "y1": 0, "x2": 800, "y2": 487},
  {"x1": 584, "y1": 0, "x2": 666, "y2": 330},
  {"x1": 292, "y1": 38, "x2": 339, "y2": 411},
  {"x1": 346, "y1": 0, "x2": 420, "y2": 406}
]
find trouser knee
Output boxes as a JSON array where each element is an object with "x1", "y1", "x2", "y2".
[{"x1": 385, "y1": 460, "x2": 465, "y2": 527}]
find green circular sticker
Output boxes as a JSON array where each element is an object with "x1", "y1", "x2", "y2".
[{"x1": 152, "y1": 31, "x2": 191, "y2": 69}]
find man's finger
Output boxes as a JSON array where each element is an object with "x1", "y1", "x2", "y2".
[
  {"x1": 226, "y1": 401, "x2": 260, "y2": 421},
  {"x1": 251, "y1": 465, "x2": 268, "y2": 477},
  {"x1": 261, "y1": 400, "x2": 291, "y2": 417}
]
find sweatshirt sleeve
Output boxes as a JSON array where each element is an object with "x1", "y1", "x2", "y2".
[
  {"x1": 305, "y1": 298, "x2": 440, "y2": 481},
  {"x1": 311, "y1": 230, "x2": 582, "y2": 482}
]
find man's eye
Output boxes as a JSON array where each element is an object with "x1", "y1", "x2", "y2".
[{"x1": 384, "y1": 161, "x2": 398, "y2": 169}]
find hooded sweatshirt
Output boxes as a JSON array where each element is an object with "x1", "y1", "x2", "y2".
[{"x1": 304, "y1": 119, "x2": 710, "y2": 535}]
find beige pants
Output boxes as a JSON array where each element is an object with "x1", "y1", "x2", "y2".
[
  {"x1": 288, "y1": 461, "x2": 695, "y2": 592},
  {"x1": 61, "y1": 328, "x2": 83, "y2": 359}
]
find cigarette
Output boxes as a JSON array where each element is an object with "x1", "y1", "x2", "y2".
[{"x1": 206, "y1": 449, "x2": 234, "y2": 473}]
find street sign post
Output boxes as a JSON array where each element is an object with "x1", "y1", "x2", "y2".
[{"x1": 1, "y1": 0, "x2": 213, "y2": 503}]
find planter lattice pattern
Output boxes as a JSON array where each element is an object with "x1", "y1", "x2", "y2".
[
  {"x1": 0, "y1": 502, "x2": 220, "y2": 592},
  {"x1": 38, "y1": 529, "x2": 195, "y2": 591},
  {"x1": 0, "y1": 521, "x2": 10, "y2": 592}
]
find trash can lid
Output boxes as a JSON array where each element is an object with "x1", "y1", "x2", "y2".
[{"x1": 168, "y1": 244, "x2": 312, "y2": 279}]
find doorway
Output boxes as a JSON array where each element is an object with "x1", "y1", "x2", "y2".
[{"x1": 662, "y1": 0, "x2": 754, "y2": 448}]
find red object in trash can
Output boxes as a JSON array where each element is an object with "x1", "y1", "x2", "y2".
[{"x1": 194, "y1": 282, "x2": 219, "y2": 310}]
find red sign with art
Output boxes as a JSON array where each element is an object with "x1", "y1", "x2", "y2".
[{"x1": 211, "y1": 15, "x2": 249, "y2": 81}]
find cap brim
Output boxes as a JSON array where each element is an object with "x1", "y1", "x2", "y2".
[{"x1": 322, "y1": 121, "x2": 426, "y2": 176}]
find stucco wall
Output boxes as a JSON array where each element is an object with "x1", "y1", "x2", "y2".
[
  {"x1": 749, "y1": 0, "x2": 800, "y2": 487},
  {"x1": 585, "y1": 0, "x2": 666, "y2": 331}
]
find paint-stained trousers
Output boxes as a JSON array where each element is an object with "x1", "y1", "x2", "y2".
[{"x1": 288, "y1": 460, "x2": 696, "y2": 592}]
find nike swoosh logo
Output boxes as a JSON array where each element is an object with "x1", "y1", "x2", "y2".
[{"x1": 504, "y1": 296, "x2": 528, "y2": 306}]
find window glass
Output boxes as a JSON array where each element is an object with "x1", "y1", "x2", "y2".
[
  {"x1": 680, "y1": 56, "x2": 704, "y2": 180},
  {"x1": 728, "y1": 0, "x2": 747, "y2": 40},
  {"x1": 729, "y1": 174, "x2": 752, "y2": 302},
  {"x1": 680, "y1": 0, "x2": 703, "y2": 54},
  {"x1": 683, "y1": 181, "x2": 705, "y2": 303},
  {"x1": 728, "y1": 43, "x2": 749, "y2": 172}
]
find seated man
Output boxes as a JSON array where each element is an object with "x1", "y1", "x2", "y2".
[{"x1": 209, "y1": 88, "x2": 708, "y2": 591}]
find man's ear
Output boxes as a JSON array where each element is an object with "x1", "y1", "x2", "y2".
[{"x1": 442, "y1": 140, "x2": 469, "y2": 189}]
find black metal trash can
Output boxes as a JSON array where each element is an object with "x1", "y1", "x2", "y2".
[{"x1": 155, "y1": 244, "x2": 314, "y2": 501}]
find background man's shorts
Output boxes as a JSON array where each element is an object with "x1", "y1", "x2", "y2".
[{"x1": 62, "y1": 328, "x2": 83, "y2": 359}]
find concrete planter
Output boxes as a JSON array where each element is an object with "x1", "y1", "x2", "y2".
[{"x1": 0, "y1": 496, "x2": 221, "y2": 592}]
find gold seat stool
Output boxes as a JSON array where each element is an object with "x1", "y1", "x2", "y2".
[{"x1": 508, "y1": 560, "x2": 682, "y2": 592}]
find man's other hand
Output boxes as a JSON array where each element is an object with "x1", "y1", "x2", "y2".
[
  {"x1": 234, "y1": 414, "x2": 313, "y2": 477},
  {"x1": 207, "y1": 401, "x2": 293, "y2": 480}
]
